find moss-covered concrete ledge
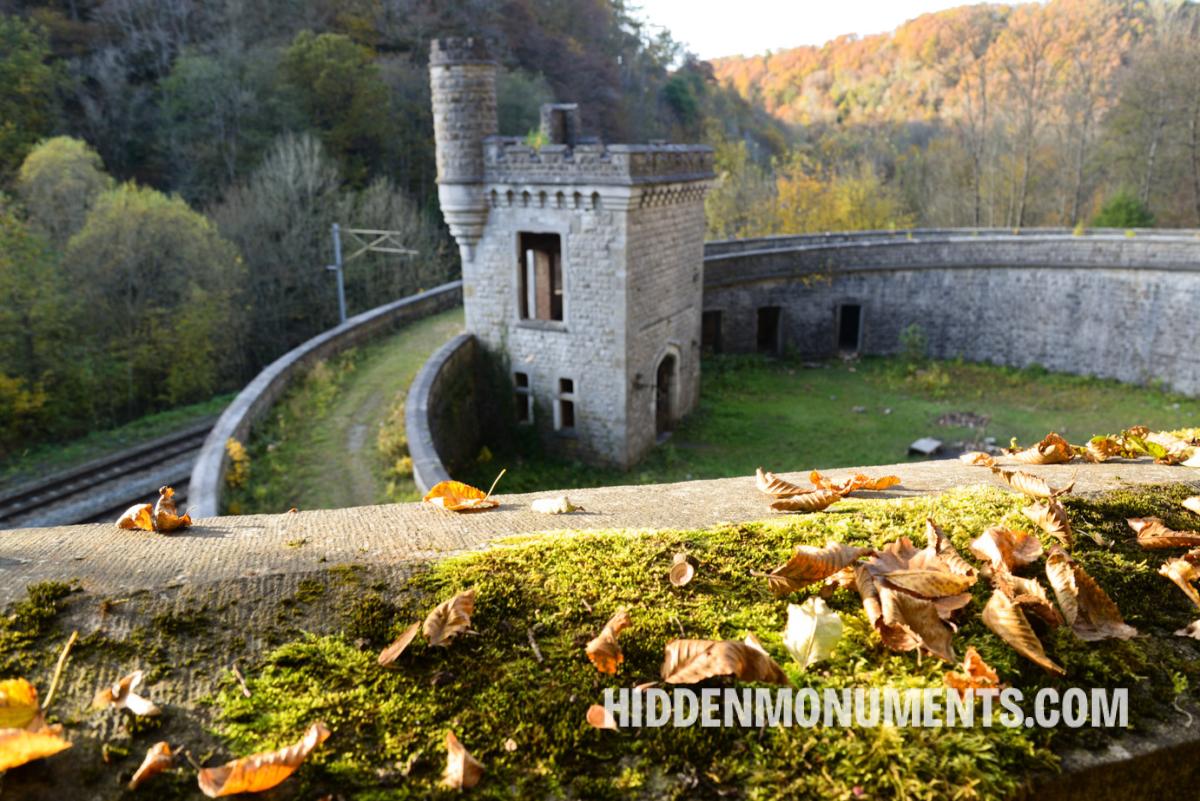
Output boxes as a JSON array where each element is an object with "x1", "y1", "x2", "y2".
[{"x1": 1, "y1": 458, "x2": 1196, "y2": 606}]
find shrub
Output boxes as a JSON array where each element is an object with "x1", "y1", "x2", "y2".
[
  {"x1": 16, "y1": 137, "x2": 112, "y2": 246},
  {"x1": 899, "y1": 323, "x2": 928, "y2": 364},
  {"x1": 1091, "y1": 190, "x2": 1154, "y2": 229}
]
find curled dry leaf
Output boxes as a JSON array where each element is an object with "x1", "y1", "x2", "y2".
[
  {"x1": 129, "y1": 741, "x2": 173, "y2": 790},
  {"x1": 765, "y1": 540, "x2": 872, "y2": 597},
  {"x1": 442, "y1": 731, "x2": 484, "y2": 790},
  {"x1": 378, "y1": 622, "x2": 421, "y2": 668},
  {"x1": 1176, "y1": 620, "x2": 1200, "y2": 639},
  {"x1": 768, "y1": 489, "x2": 842, "y2": 514},
  {"x1": 661, "y1": 635, "x2": 790, "y2": 685},
  {"x1": 993, "y1": 569, "x2": 1062, "y2": 627},
  {"x1": 93, "y1": 670, "x2": 161, "y2": 717},
  {"x1": 153, "y1": 486, "x2": 191, "y2": 532},
  {"x1": 881, "y1": 569, "x2": 975, "y2": 598},
  {"x1": 809, "y1": 470, "x2": 901, "y2": 495},
  {"x1": 0, "y1": 726, "x2": 72, "y2": 772},
  {"x1": 924, "y1": 519, "x2": 977, "y2": 578},
  {"x1": 783, "y1": 597, "x2": 843, "y2": 669},
  {"x1": 1021, "y1": 501, "x2": 1073, "y2": 547},
  {"x1": 754, "y1": 467, "x2": 808, "y2": 498},
  {"x1": 1184, "y1": 497, "x2": 1200, "y2": 517},
  {"x1": 1011, "y1": 432, "x2": 1074, "y2": 465},
  {"x1": 1044, "y1": 546, "x2": 1137, "y2": 641},
  {"x1": 867, "y1": 535, "x2": 977, "y2": 600},
  {"x1": 1127, "y1": 517, "x2": 1200, "y2": 549},
  {"x1": 117, "y1": 503, "x2": 154, "y2": 531},
  {"x1": 982, "y1": 590, "x2": 1064, "y2": 675},
  {"x1": 530, "y1": 495, "x2": 581, "y2": 514},
  {"x1": 198, "y1": 721, "x2": 330, "y2": 798},
  {"x1": 992, "y1": 468, "x2": 1074, "y2": 500},
  {"x1": 586, "y1": 610, "x2": 631, "y2": 674},
  {"x1": 423, "y1": 470, "x2": 505, "y2": 512},
  {"x1": 423, "y1": 589, "x2": 476, "y2": 647},
  {"x1": 586, "y1": 704, "x2": 617, "y2": 730},
  {"x1": 669, "y1": 553, "x2": 695, "y2": 587},
  {"x1": 881, "y1": 587, "x2": 957, "y2": 662},
  {"x1": 969, "y1": 527, "x2": 1043, "y2": 572},
  {"x1": 944, "y1": 647, "x2": 1002, "y2": 697},
  {"x1": 1084, "y1": 435, "x2": 1126, "y2": 463},
  {"x1": 959, "y1": 451, "x2": 995, "y2": 467},
  {"x1": 1159, "y1": 558, "x2": 1200, "y2": 610}
]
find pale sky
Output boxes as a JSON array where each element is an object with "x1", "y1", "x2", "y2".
[{"x1": 633, "y1": 0, "x2": 1037, "y2": 60}]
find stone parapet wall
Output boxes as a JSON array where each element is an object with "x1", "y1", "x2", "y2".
[
  {"x1": 188, "y1": 282, "x2": 463, "y2": 517},
  {"x1": 405, "y1": 333, "x2": 482, "y2": 492},
  {"x1": 701, "y1": 230, "x2": 1200, "y2": 395},
  {"x1": 484, "y1": 138, "x2": 714, "y2": 186}
]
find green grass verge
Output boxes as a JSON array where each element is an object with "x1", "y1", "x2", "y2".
[
  {"x1": 462, "y1": 355, "x2": 1200, "y2": 493},
  {"x1": 0, "y1": 394, "x2": 233, "y2": 486},
  {"x1": 224, "y1": 308, "x2": 464, "y2": 514},
  {"x1": 209, "y1": 484, "x2": 1200, "y2": 800}
]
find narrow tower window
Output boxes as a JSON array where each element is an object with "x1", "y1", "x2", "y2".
[
  {"x1": 518, "y1": 233, "x2": 563, "y2": 321},
  {"x1": 513, "y1": 372, "x2": 532, "y2": 424},
  {"x1": 556, "y1": 377, "x2": 576, "y2": 433}
]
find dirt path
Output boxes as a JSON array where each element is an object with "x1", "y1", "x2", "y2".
[{"x1": 290, "y1": 308, "x2": 464, "y2": 509}]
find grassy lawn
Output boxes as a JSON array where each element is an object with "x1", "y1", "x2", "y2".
[
  {"x1": 225, "y1": 308, "x2": 464, "y2": 514},
  {"x1": 0, "y1": 393, "x2": 233, "y2": 487},
  {"x1": 462, "y1": 355, "x2": 1200, "y2": 493}
]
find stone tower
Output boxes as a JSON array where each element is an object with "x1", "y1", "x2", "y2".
[{"x1": 430, "y1": 38, "x2": 714, "y2": 468}]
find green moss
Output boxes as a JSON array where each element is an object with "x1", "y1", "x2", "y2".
[
  {"x1": 0, "y1": 581, "x2": 75, "y2": 675},
  {"x1": 295, "y1": 578, "x2": 328, "y2": 604},
  {"x1": 209, "y1": 485, "x2": 1200, "y2": 800}
]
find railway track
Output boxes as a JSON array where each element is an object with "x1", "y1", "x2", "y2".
[{"x1": 0, "y1": 419, "x2": 215, "y2": 530}]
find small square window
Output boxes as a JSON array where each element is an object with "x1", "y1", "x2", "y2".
[{"x1": 559, "y1": 377, "x2": 573, "y2": 394}]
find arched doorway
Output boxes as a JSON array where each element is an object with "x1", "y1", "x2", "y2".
[{"x1": 655, "y1": 353, "x2": 677, "y2": 440}]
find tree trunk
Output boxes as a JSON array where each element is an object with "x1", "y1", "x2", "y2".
[
  {"x1": 1141, "y1": 113, "x2": 1166, "y2": 205},
  {"x1": 1190, "y1": 102, "x2": 1200, "y2": 226}
]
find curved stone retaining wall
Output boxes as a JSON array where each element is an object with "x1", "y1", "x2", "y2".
[
  {"x1": 702, "y1": 228, "x2": 1200, "y2": 394},
  {"x1": 189, "y1": 281, "x2": 463, "y2": 517},
  {"x1": 405, "y1": 333, "x2": 483, "y2": 492}
]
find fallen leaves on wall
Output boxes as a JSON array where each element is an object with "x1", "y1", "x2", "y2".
[
  {"x1": 586, "y1": 610, "x2": 631, "y2": 674},
  {"x1": 424, "y1": 470, "x2": 505, "y2": 512},
  {"x1": 969, "y1": 527, "x2": 1043, "y2": 572},
  {"x1": 1009, "y1": 432, "x2": 1074, "y2": 465},
  {"x1": 1127, "y1": 517, "x2": 1200, "y2": 549},
  {"x1": 992, "y1": 468, "x2": 1075, "y2": 500},
  {"x1": 424, "y1": 589, "x2": 477, "y2": 647},
  {"x1": 1045, "y1": 546, "x2": 1137, "y2": 641},
  {"x1": 809, "y1": 470, "x2": 901, "y2": 495},
  {"x1": 924, "y1": 519, "x2": 977, "y2": 578},
  {"x1": 982, "y1": 589, "x2": 1064, "y2": 675},
  {"x1": 1158, "y1": 556, "x2": 1200, "y2": 610},
  {"x1": 661, "y1": 636, "x2": 790, "y2": 685},
  {"x1": 377, "y1": 622, "x2": 421, "y2": 668},
  {"x1": 769, "y1": 490, "x2": 843, "y2": 514},
  {"x1": 754, "y1": 467, "x2": 809, "y2": 498},
  {"x1": 117, "y1": 503, "x2": 155, "y2": 531},
  {"x1": 153, "y1": 486, "x2": 192, "y2": 532},
  {"x1": 669, "y1": 553, "x2": 695, "y2": 587},
  {"x1": 93, "y1": 671, "x2": 161, "y2": 717},
  {"x1": 943, "y1": 647, "x2": 1002, "y2": 697},
  {"x1": 993, "y1": 568, "x2": 1062, "y2": 627},
  {"x1": 1021, "y1": 501, "x2": 1073, "y2": 547},
  {"x1": 783, "y1": 597, "x2": 843, "y2": 669},
  {"x1": 198, "y1": 721, "x2": 330, "y2": 797},
  {"x1": 442, "y1": 731, "x2": 484, "y2": 790},
  {"x1": 763, "y1": 540, "x2": 872, "y2": 597},
  {"x1": 129, "y1": 741, "x2": 174, "y2": 790},
  {"x1": 959, "y1": 451, "x2": 995, "y2": 467}
]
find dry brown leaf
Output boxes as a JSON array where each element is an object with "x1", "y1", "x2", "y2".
[
  {"x1": 153, "y1": 486, "x2": 192, "y2": 532},
  {"x1": 1176, "y1": 620, "x2": 1200, "y2": 639},
  {"x1": 959, "y1": 451, "x2": 995, "y2": 467},
  {"x1": 944, "y1": 647, "x2": 1002, "y2": 696},
  {"x1": 423, "y1": 470, "x2": 504, "y2": 512},
  {"x1": 969, "y1": 527, "x2": 1043, "y2": 572},
  {"x1": 882, "y1": 586, "x2": 957, "y2": 661},
  {"x1": 924, "y1": 519, "x2": 977, "y2": 578},
  {"x1": 198, "y1": 722, "x2": 330, "y2": 798},
  {"x1": 423, "y1": 589, "x2": 476, "y2": 647},
  {"x1": 768, "y1": 489, "x2": 842, "y2": 513},
  {"x1": 982, "y1": 590, "x2": 1065, "y2": 675},
  {"x1": 992, "y1": 468, "x2": 1074, "y2": 499},
  {"x1": 586, "y1": 704, "x2": 617, "y2": 730},
  {"x1": 1021, "y1": 501, "x2": 1073, "y2": 547},
  {"x1": 0, "y1": 726, "x2": 72, "y2": 772},
  {"x1": 586, "y1": 610, "x2": 631, "y2": 674},
  {"x1": 754, "y1": 467, "x2": 808, "y2": 497},
  {"x1": 1184, "y1": 497, "x2": 1200, "y2": 517},
  {"x1": 881, "y1": 569, "x2": 976, "y2": 598},
  {"x1": 377, "y1": 622, "x2": 421, "y2": 668},
  {"x1": 1045, "y1": 546, "x2": 1137, "y2": 641},
  {"x1": 994, "y1": 569, "x2": 1062, "y2": 627},
  {"x1": 809, "y1": 470, "x2": 900, "y2": 495},
  {"x1": 93, "y1": 671, "x2": 160, "y2": 717},
  {"x1": 1085, "y1": 436, "x2": 1126, "y2": 463},
  {"x1": 765, "y1": 540, "x2": 872, "y2": 597},
  {"x1": 1127, "y1": 517, "x2": 1200, "y2": 549},
  {"x1": 669, "y1": 553, "x2": 695, "y2": 587},
  {"x1": 0, "y1": 678, "x2": 40, "y2": 731},
  {"x1": 117, "y1": 503, "x2": 154, "y2": 531},
  {"x1": 1011, "y1": 433, "x2": 1074, "y2": 465},
  {"x1": 1159, "y1": 558, "x2": 1200, "y2": 610},
  {"x1": 442, "y1": 731, "x2": 484, "y2": 790},
  {"x1": 129, "y1": 741, "x2": 174, "y2": 790},
  {"x1": 660, "y1": 635, "x2": 790, "y2": 685}
]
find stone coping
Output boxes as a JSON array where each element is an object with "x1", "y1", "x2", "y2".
[
  {"x1": 3, "y1": 458, "x2": 1196, "y2": 606},
  {"x1": 187, "y1": 282, "x2": 463, "y2": 518},
  {"x1": 405, "y1": 332, "x2": 475, "y2": 492}
]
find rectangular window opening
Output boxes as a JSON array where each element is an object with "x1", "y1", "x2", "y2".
[
  {"x1": 756, "y1": 306, "x2": 781, "y2": 355},
  {"x1": 556, "y1": 376, "x2": 576, "y2": 433},
  {"x1": 518, "y1": 232, "x2": 563, "y2": 322},
  {"x1": 513, "y1": 371, "x2": 532, "y2": 424},
  {"x1": 701, "y1": 310, "x2": 723, "y2": 354},
  {"x1": 838, "y1": 304, "x2": 862, "y2": 352}
]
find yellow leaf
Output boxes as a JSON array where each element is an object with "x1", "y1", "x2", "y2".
[
  {"x1": 0, "y1": 726, "x2": 72, "y2": 771},
  {"x1": 423, "y1": 589, "x2": 476, "y2": 647},
  {"x1": 153, "y1": 485, "x2": 191, "y2": 532},
  {"x1": 117, "y1": 503, "x2": 154, "y2": 531},
  {"x1": 423, "y1": 470, "x2": 505, "y2": 512},
  {"x1": 198, "y1": 722, "x2": 330, "y2": 797},
  {"x1": 0, "y1": 678, "x2": 40, "y2": 730},
  {"x1": 442, "y1": 731, "x2": 484, "y2": 790},
  {"x1": 585, "y1": 610, "x2": 630, "y2": 675},
  {"x1": 129, "y1": 741, "x2": 173, "y2": 790}
]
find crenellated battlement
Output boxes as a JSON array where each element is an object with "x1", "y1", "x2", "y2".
[{"x1": 483, "y1": 138, "x2": 714, "y2": 186}]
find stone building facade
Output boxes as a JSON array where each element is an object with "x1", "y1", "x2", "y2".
[{"x1": 430, "y1": 38, "x2": 713, "y2": 467}]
